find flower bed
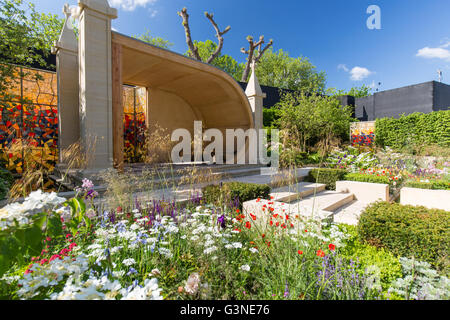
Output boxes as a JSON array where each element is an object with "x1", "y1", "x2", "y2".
[{"x1": 0, "y1": 183, "x2": 448, "y2": 300}]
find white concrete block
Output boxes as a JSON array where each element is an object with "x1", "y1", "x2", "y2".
[
  {"x1": 336, "y1": 180, "x2": 389, "y2": 203},
  {"x1": 400, "y1": 187, "x2": 450, "y2": 211}
]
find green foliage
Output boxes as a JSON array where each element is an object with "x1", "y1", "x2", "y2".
[
  {"x1": 404, "y1": 180, "x2": 450, "y2": 190},
  {"x1": 255, "y1": 48, "x2": 327, "y2": 94},
  {"x1": 339, "y1": 224, "x2": 402, "y2": 291},
  {"x1": 388, "y1": 257, "x2": 450, "y2": 300},
  {"x1": 329, "y1": 85, "x2": 372, "y2": 98},
  {"x1": 0, "y1": 167, "x2": 13, "y2": 199},
  {"x1": 0, "y1": 196, "x2": 91, "y2": 277},
  {"x1": 28, "y1": 11, "x2": 65, "y2": 51},
  {"x1": 132, "y1": 29, "x2": 173, "y2": 49},
  {"x1": 186, "y1": 40, "x2": 245, "y2": 81},
  {"x1": 263, "y1": 108, "x2": 280, "y2": 128},
  {"x1": 306, "y1": 168, "x2": 347, "y2": 190},
  {"x1": 0, "y1": 212, "x2": 46, "y2": 276},
  {"x1": 0, "y1": 0, "x2": 68, "y2": 94},
  {"x1": 375, "y1": 111, "x2": 450, "y2": 151},
  {"x1": 276, "y1": 92, "x2": 354, "y2": 155},
  {"x1": 202, "y1": 182, "x2": 271, "y2": 209},
  {"x1": 344, "y1": 173, "x2": 390, "y2": 185},
  {"x1": 326, "y1": 147, "x2": 379, "y2": 171},
  {"x1": 357, "y1": 202, "x2": 450, "y2": 273}
]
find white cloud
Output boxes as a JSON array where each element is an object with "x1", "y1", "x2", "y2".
[
  {"x1": 350, "y1": 66, "x2": 373, "y2": 81},
  {"x1": 337, "y1": 64, "x2": 349, "y2": 72},
  {"x1": 416, "y1": 40, "x2": 450, "y2": 61},
  {"x1": 338, "y1": 64, "x2": 373, "y2": 81},
  {"x1": 108, "y1": 0, "x2": 157, "y2": 12},
  {"x1": 149, "y1": 8, "x2": 158, "y2": 18}
]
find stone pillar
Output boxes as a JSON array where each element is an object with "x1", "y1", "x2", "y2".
[
  {"x1": 77, "y1": 0, "x2": 117, "y2": 169},
  {"x1": 52, "y1": 4, "x2": 79, "y2": 164},
  {"x1": 245, "y1": 61, "x2": 266, "y2": 163}
]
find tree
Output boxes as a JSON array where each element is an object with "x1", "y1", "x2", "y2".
[
  {"x1": 275, "y1": 92, "x2": 353, "y2": 155},
  {"x1": 177, "y1": 7, "x2": 230, "y2": 64},
  {"x1": 186, "y1": 40, "x2": 244, "y2": 81},
  {"x1": 328, "y1": 85, "x2": 372, "y2": 98},
  {"x1": 0, "y1": 0, "x2": 68, "y2": 95},
  {"x1": 28, "y1": 12, "x2": 65, "y2": 51},
  {"x1": 347, "y1": 85, "x2": 372, "y2": 98},
  {"x1": 255, "y1": 48, "x2": 326, "y2": 94},
  {"x1": 132, "y1": 29, "x2": 173, "y2": 49},
  {"x1": 240, "y1": 35, "x2": 273, "y2": 82}
]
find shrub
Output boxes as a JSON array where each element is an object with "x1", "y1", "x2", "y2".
[
  {"x1": 0, "y1": 167, "x2": 13, "y2": 200},
  {"x1": 357, "y1": 202, "x2": 450, "y2": 273},
  {"x1": 344, "y1": 172, "x2": 395, "y2": 194},
  {"x1": 201, "y1": 182, "x2": 271, "y2": 209},
  {"x1": 375, "y1": 111, "x2": 450, "y2": 151},
  {"x1": 306, "y1": 168, "x2": 347, "y2": 190},
  {"x1": 344, "y1": 172, "x2": 390, "y2": 185},
  {"x1": 339, "y1": 224, "x2": 402, "y2": 291},
  {"x1": 404, "y1": 180, "x2": 450, "y2": 190},
  {"x1": 263, "y1": 108, "x2": 280, "y2": 128}
]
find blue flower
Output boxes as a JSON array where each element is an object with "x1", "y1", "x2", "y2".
[{"x1": 127, "y1": 267, "x2": 137, "y2": 276}]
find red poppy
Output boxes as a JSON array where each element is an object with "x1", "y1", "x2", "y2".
[
  {"x1": 245, "y1": 221, "x2": 251, "y2": 229},
  {"x1": 298, "y1": 250, "x2": 303, "y2": 255},
  {"x1": 328, "y1": 243, "x2": 336, "y2": 251},
  {"x1": 316, "y1": 249, "x2": 325, "y2": 257}
]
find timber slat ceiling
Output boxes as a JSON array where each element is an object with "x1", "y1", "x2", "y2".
[{"x1": 112, "y1": 32, "x2": 253, "y2": 129}]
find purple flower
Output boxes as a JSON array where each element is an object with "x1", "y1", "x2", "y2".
[
  {"x1": 217, "y1": 214, "x2": 226, "y2": 229},
  {"x1": 284, "y1": 281, "x2": 289, "y2": 298}
]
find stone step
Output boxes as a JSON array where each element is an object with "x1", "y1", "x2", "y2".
[
  {"x1": 270, "y1": 182, "x2": 326, "y2": 202},
  {"x1": 243, "y1": 190, "x2": 355, "y2": 221},
  {"x1": 287, "y1": 191, "x2": 355, "y2": 213}
]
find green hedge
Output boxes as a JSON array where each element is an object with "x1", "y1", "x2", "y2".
[
  {"x1": 202, "y1": 182, "x2": 271, "y2": 209},
  {"x1": 344, "y1": 172, "x2": 394, "y2": 193},
  {"x1": 263, "y1": 108, "x2": 280, "y2": 128},
  {"x1": 357, "y1": 201, "x2": 450, "y2": 272},
  {"x1": 0, "y1": 167, "x2": 13, "y2": 200},
  {"x1": 404, "y1": 180, "x2": 450, "y2": 190},
  {"x1": 375, "y1": 111, "x2": 450, "y2": 150},
  {"x1": 344, "y1": 172, "x2": 390, "y2": 185},
  {"x1": 306, "y1": 168, "x2": 347, "y2": 190}
]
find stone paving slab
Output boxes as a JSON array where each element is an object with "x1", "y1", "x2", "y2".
[{"x1": 332, "y1": 200, "x2": 371, "y2": 225}]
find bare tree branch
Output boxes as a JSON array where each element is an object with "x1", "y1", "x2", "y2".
[
  {"x1": 255, "y1": 39, "x2": 273, "y2": 64},
  {"x1": 178, "y1": 8, "x2": 231, "y2": 64},
  {"x1": 204, "y1": 12, "x2": 231, "y2": 64},
  {"x1": 177, "y1": 7, "x2": 201, "y2": 61},
  {"x1": 241, "y1": 35, "x2": 274, "y2": 82}
]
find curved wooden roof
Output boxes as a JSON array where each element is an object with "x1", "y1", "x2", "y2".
[{"x1": 112, "y1": 32, "x2": 254, "y2": 130}]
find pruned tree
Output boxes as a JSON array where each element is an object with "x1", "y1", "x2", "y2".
[
  {"x1": 177, "y1": 7, "x2": 230, "y2": 64},
  {"x1": 240, "y1": 35, "x2": 273, "y2": 82}
]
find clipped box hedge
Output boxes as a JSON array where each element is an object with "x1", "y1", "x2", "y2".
[
  {"x1": 357, "y1": 201, "x2": 450, "y2": 273},
  {"x1": 404, "y1": 180, "x2": 450, "y2": 190},
  {"x1": 202, "y1": 182, "x2": 271, "y2": 209},
  {"x1": 306, "y1": 168, "x2": 347, "y2": 190},
  {"x1": 344, "y1": 172, "x2": 390, "y2": 185}
]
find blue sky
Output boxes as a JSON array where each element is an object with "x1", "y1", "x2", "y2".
[{"x1": 34, "y1": 0, "x2": 450, "y2": 92}]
